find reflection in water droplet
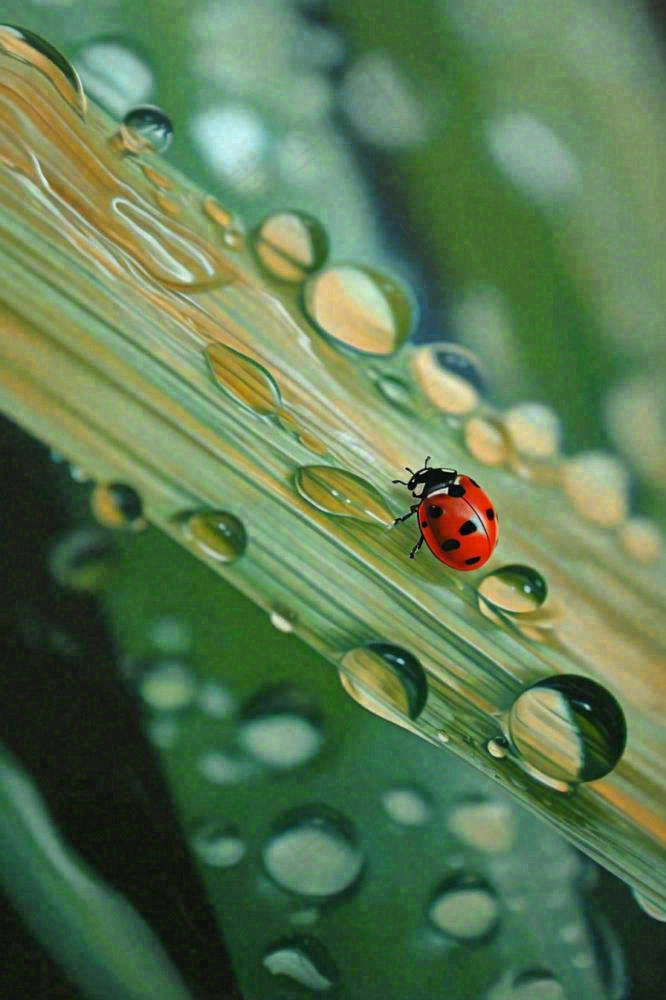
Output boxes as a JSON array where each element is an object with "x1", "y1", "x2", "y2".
[
  {"x1": 269, "y1": 605, "x2": 297, "y2": 632},
  {"x1": 120, "y1": 104, "x2": 173, "y2": 154},
  {"x1": 138, "y1": 660, "x2": 198, "y2": 712},
  {"x1": 205, "y1": 342, "x2": 282, "y2": 416},
  {"x1": 74, "y1": 37, "x2": 153, "y2": 118},
  {"x1": 562, "y1": 451, "x2": 629, "y2": 528},
  {"x1": 381, "y1": 786, "x2": 431, "y2": 826},
  {"x1": 619, "y1": 518, "x2": 663, "y2": 564},
  {"x1": 411, "y1": 342, "x2": 485, "y2": 415},
  {"x1": 464, "y1": 415, "x2": 511, "y2": 465},
  {"x1": 191, "y1": 821, "x2": 246, "y2": 867},
  {"x1": 262, "y1": 936, "x2": 338, "y2": 991},
  {"x1": 252, "y1": 211, "x2": 328, "y2": 283},
  {"x1": 447, "y1": 798, "x2": 516, "y2": 853},
  {"x1": 632, "y1": 888, "x2": 666, "y2": 921},
  {"x1": 486, "y1": 737, "x2": 508, "y2": 759},
  {"x1": 294, "y1": 464, "x2": 393, "y2": 524},
  {"x1": 508, "y1": 674, "x2": 627, "y2": 784},
  {"x1": 197, "y1": 680, "x2": 235, "y2": 719},
  {"x1": 238, "y1": 685, "x2": 323, "y2": 769},
  {"x1": 303, "y1": 264, "x2": 414, "y2": 355},
  {"x1": 340, "y1": 642, "x2": 428, "y2": 721},
  {"x1": 428, "y1": 873, "x2": 500, "y2": 941},
  {"x1": 48, "y1": 527, "x2": 118, "y2": 591},
  {"x1": 262, "y1": 807, "x2": 364, "y2": 898},
  {"x1": 0, "y1": 25, "x2": 87, "y2": 117},
  {"x1": 182, "y1": 510, "x2": 247, "y2": 562},
  {"x1": 478, "y1": 565, "x2": 547, "y2": 614},
  {"x1": 91, "y1": 482, "x2": 146, "y2": 531},
  {"x1": 504, "y1": 403, "x2": 561, "y2": 460}
]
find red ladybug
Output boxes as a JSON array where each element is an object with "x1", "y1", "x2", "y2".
[{"x1": 392, "y1": 456, "x2": 498, "y2": 570}]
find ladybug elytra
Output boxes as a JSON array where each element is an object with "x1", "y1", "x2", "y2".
[{"x1": 392, "y1": 456, "x2": 498, "y2": 570}]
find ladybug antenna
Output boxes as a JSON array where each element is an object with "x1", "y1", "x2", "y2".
[
  {"x1": 404, "y1": 466, "x2": 414, "y2": 474},
  {"x1": 424, "y1": 455, "x2": 431, "y2": 467},
  {"x1": 392, "y1": 478, "x2": 410, "y2": 486}
]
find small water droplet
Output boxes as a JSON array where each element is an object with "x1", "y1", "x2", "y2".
[
  {"x1": 147, "y1": 616, "x2": 192, "y2": 655},
  {"x1": 504, "y1": 403, "x2": 561, "y2": 460},
  {"x1": 91, "y1": 482, "x2": 146, "y2": 531},
  {"x1": 339, "y1": 642, "x2": 428, "y2": 721},
  {"x1": 562, "y1": 451, "x2": 630, "y2": 528},
  {"x1": 182, "y1": 510, "x2": 247, "y2": 562},
  {"x1": 478, "y1": 565, "x2": 547, "y2": 614},
  {"x1": 294, "y1": 464, "x2": 393, "y2": 524},
  {"x1": 508, "y1": 674, "x2": 627, "y2": 784},
  {"x1": 381, "y1": 786, "x2": 431, "y2": 826},
  {"x1": 262, "y1": 935, "x2": 338, "y2": 991},
  {"x1": 290, "y1": 907, "x2": 320, "y2": 927},
  {"x1": 48, "y1": 527, "x2": 118, "y2": 591},
  {"x1": 252, "y1": 211, "x2": 328, "y2": 282},
  {"x1": 619, "y1": 518, "x2": 663, "y2": 564},
  {"x1": 119, "y1": 104, "x2": 173, "y2": 154},
  {"x1": 223, "y1": 226, "x2": 245, "y2": 250},
  {"x1": 197, "y1": 750, "x2": 254, "y2": 784},
  {"x1": 138, "y1": 660, "x2": 198, "y2": 711},
  {"x1": 269, "y1": 605, "x2": 297, "y2": 632},
  {"x1": 191, "y1": 821, "x2": 246, "y2": 867},
  {"x1": 197, "y1": 680, "x2": 235, "y2": 719},
  {"x1": 632, "y1": 888, "x2": 666, "y2": 921},
  {"x1": 303, "y1": 264, "x2": 414, "y2": 355},
  {"x1": 464, "y1": 414, "x2": 511, "y2": 465},
  {"x1": 142, "y1": 164, "x2": 173, "y2": 190},
  {"x1": 205, "y1": 342, "x2": 282, "y2": 416},
  {"x1": 154, "y1": 191, "x2": 181, "y2": 216},
  {"x1": 370, "y1": 371, "x2": 415, "y2": 411},
  {"x1": 486, "y1": 737, "x2": 508, "y2": 759},
  {"x1": 202, "y1": 195, "x2": 233, "y2": 228},
  {"x1": 238, "y1": 685, "x2": 324, "y2": 769},
  {"x1": 0, "y1": 25, "x2": 86, "y2": 117},
  {"x1": 437, "y1": 730, "x2": 451, "y2": 744},
  {"x1": 262, "y1": 806, "x2": 364, "y2": 899},
  {"x1": 412, "y1": 342, "x2": 486, "y2": 415},
  {"x1": 147, "y1": 717, "x2": 179, "y2": 749},
  {"x1": 447, "y1": 798, "x2": 516, "y2": 853},
  {"x1": 428, "y1": 873, "x2": 500, "y2": 941}
]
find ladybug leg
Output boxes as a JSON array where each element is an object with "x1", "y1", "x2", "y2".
[
  {"x1": 392, "y1": 503, "x2": 419, "y2": 526},
  {"x1": 409, "y1": 535, "x2": 424, "y2": 559}
]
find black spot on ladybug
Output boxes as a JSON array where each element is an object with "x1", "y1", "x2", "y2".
[
  {"x1": 421, "y1": 520, "x2": 428, "y2": 527},
  {"x1": 427, "y1": 505, "x2": 443, "y2": 518},
  {"x1": 459, "y1": 520, "x2": 477, "y2": 535},
  {"x1": 448, "y1": 484, "x2": 465, "y2": 498},
  {"x1": 486, "y1": 508, "x2": 495, "y2": 520},
  {"x1": 464, "y1": 556, "x2": 481, "y2": 565},
  {"x1": 441, "y1": 539, "x2": 460, "y2": 551},
  {"x1": 469, "y1": 478, "x2": 479, "y2": 487}
]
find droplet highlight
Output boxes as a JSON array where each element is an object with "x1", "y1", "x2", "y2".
[
  {"x1": 205, "y1": 342, "x2": 282, "y2": 417},
  {"x1": 252, "y1": 211, "x2": 329, "y2": 283},
  {"x1": 182, "y1": 510, "x2": 247, "y2": 563},
  {"x1": 339, "y1": 642, "x2": 428, "y2": 720},
  {"x1": 294, "y1": 464, "x2": 393, "y2": 524}
]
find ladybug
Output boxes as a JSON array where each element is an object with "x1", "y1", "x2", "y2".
[{"x1": 391, "y1": 456, "x2": 498, "y2": 570}]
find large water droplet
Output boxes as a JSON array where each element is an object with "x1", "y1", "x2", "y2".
[
  {"x1": 91, "y1": 482, "x2": 146, "y2": 531},
  {"x1": 381, "y1": 786, "x2": 431, "y2": 826},
  {"x1": 294, "y1": 465, "x2": 393, "y2": 524},
  {"x1": 507, "y1": 674, "x2": 627, "y2": 785},
  {"x1": 262, "y1": 807, "x2": 364, "y2": 899},
  {"x1": 504, "y1": 403, "x2": 561, "y2": 460},
  {"x1": 252, "y1": 211, "x2": 329, "y2": 282},
  {"x1": 562, "y1": 451, "x2": 630, "y2": 528},
  {"x1": 238, "y1": 685, "x2": 324, "y2": 769},
  {"x1": 191, "y1": 821, "x2": 246, "y2": 867},
  {"x1": 48, "y1": 527, "x2": 118, "y2": 591},
  {"x1": 120, "y1": 104, "x2": 173, "y2": 154},
  {"x1": 339, "y1": 642, "x2": 428, "y2": 720},
  {"x1": 447, "y1": 798, "x2": 517, "y2": 853},
  {"x1": 0, "y1": 25, "x2": 86, "y2": 117},
  {"x1": 478, "y1": 565, "x2": 547, "y2": 614},
  {"x1": 205, "y1": 342, "x2": 282, "y2": 416},
  {"x1": 303, "y1": 264, "x2": 414, "y2": 355},
  {"x1": 138, "y1": 660, "x2": 198, "y2": 712},
  {"x1": 181, "y1": 510, "x2": 247, "y2": 562},
  {"x1": 428, "y1": 873, "x2": 500, "y2": 941},
  {"x1": 262, "y1": 935, "x2": 338, "y2": 991},
  {"x1": 411, "y1": 342, "x2": 486, "y2": 415}
]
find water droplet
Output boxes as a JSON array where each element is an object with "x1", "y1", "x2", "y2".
[
  {"x1": 369, "y1": 370, "x2": 415, "y2": 411},
  {"x1": 223, "y1": 226, "x2": 245, "y2": 250},
  {"x1": 278, "y1": 412, "x2": 328, "y2": 455},
  {"x1": 619, "y1": 518, "x2": 663, "y2": 564},
  {"x1": 562, "y1": 451, "x2": 630, "y2": 528},
  {"x1": 138, "y1": 660, "x2": 198, "y2": 712},
  {"x1": 294, "y1": 464, "x2": 393, "y2": 524},
  {"x1": 605, "y1": 374, "x2": 666, "y2": 488},
  {"x1": 632, "y1": 888, "x2": 666, "y2": 921},
  {"x1": 447, "y1": 798, "x2": 516, "y2": 853},
  {"x1": 269, "y1": 605, "x2": 297, "y2": 632},
  {"x1": 74, "y1": 37, "x2": 153, "y2": 118},
  {"x1": 197, "y1": 750, "x2": 254, "y2": 784},
  {"x1": 238, "y1": 685, "x2": 324, "y2": 769},
  {"x1": 486, "y1": 737, "x2": 508, "y2": 759},
  {"x1": 197, "y1": 680, "x2": 235, "y2": 719},
  {"x1": 191, "y1": 105, "x2": 268, "y2": 191},
  {"x1": 339, "y1": 642, "x2": 428, "y2": 721},
  {"x1": 205, "y1": 342, "x2": 282, "y2": 416},
  {"x1": 91, "y1": 482, "x2": 146, "y2": 531},
  {"x1": 504, "y1": 403, "x2": 561, "y2": 460},
  {"x1": 154, "y1": 191, "x2": 181, "y2": 217},
  {"x1": 120, "y1": 104, "x2": 173, "y2": 154},
  {"x1": 147, "y1": 717, "x2": 179, "y2": 749},
  {"x1": 191, "y1": 821, "x2": 246, "y2": 867},
  {"x1": 486, "y1": 112, "x2": 580, "y2": 205},
  {"x1": 303, "y1": 264, "x2": 414, "y2": 355},
  {"x1": 478, "y1": 565, "x2": 547, "y2": 614},
  {"x1": 381, "y1": 786, "x2": 431, "y2": 826},
  {"x1": 202, "y1": 195, "x2": 233, "y2": 229},
  {"x1": 341, "y1": 51, "x2": 430, "y2": 149},
  {"x1": 437, "y1": 730, "x2": 451, "y2": 744},
  {"x1": 510, "y1": 969, "x2": 566, "y2": 1000},
  {"x1": 147, "y1": 616, "x2": 192, "y2": 655},
  {"x1": 262, "y1": 806, "x2": 364, "y2": 899},
  {"x1": 411, "y1": 342, "x2": 485, "y2": 415},
  {"x1": 0, "y1": 25, "x2": 86, "y2": 117},
  {"x1": 464, "y1": 414, "x2": 511, "y2": 465},
  {"x1": 290, "y1": 907, "x2": 320, "y2": 927},
  {"x1": 508, "y1": 674, "x2": 627, "y2": 784},
  {"x1": 252, "y1": 211, "x2": 328, "y2": 283},
  {"x1": 428, "y1": 873, "x2": 500, "y2": 941},
  {"x1": 262, "y1": 936, "x2": 338, "y2": 991},
  {"x1": 48, "y1": 527, "x2": 118, "y2": 591},
  {"x1": 181, "y1": 510, "x2": 247, "y2": 562}
]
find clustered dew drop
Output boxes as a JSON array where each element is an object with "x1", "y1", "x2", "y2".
[
  {"x1": 251, "y1": 210, "x2": 329, "y2": 283},
  {"x1": 91, "y1": 482, "x2": 146, "y2": 531},
  {"x1": 181, "y1": 509, "x2": 247, "y2": 563}
]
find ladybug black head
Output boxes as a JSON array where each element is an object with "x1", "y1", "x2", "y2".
[{"x1": 392, "y1": 456, "x2": 457, "y2": 498}]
